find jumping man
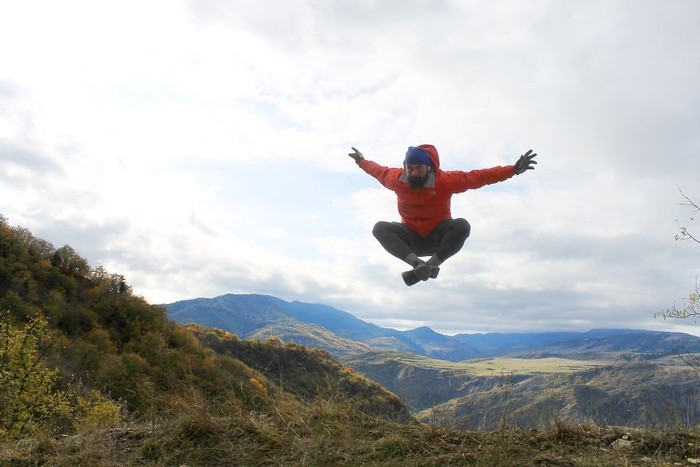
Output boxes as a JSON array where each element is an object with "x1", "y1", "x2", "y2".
[{"x1": 347, "y1": 145, "x2": 537, "y2": 286}]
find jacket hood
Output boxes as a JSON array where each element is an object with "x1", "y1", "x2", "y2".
[{"x1": 418, "y1": 144, "x2": 440, "y2": 171}]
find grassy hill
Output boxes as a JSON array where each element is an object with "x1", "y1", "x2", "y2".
[{"x1": 2, "y1": 216, "x2": 700, "y2": 465}]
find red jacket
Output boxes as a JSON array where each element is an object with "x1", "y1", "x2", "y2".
[{"x1": 359, "y1": 144, "x2": 516, "y2": 237}]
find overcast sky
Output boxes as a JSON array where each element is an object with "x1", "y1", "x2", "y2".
[{"x1": 2, "y1": 0, "x2": 699, "y2": 336}]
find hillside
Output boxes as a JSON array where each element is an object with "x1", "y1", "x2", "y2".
[
  {"x1": 416, "y1": 362, "x2": 699, "y2": 431},
  {"x1": 345, "y1": 351, "x2": 700, "y2": 430},
  {"x1": 349, "y1": 346, "x2": 700, "y2": 432},
  {"x1": 0, "y1": 217, "x2": 410, "y2": 457}
]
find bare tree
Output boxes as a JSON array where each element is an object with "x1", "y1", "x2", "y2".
[
  {"x1": 655, "y1": 189, "x2": 700, "y2": 372},
  {"x1": 657, "y1": 188, "x2": 699, "y2": 321}
]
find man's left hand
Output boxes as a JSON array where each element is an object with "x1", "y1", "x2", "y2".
[{"x1": 514, "y1": 149, "x2": 537, "y2": 175}]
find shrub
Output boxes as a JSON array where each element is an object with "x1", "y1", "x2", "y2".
[
  {"x1": 0, "y1": 314, "x2": 70, "y2": 438},
  {"x1": 74, "y1": 390, "x2": 122, "y2": 432}
]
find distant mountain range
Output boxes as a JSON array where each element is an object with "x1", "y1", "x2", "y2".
[
  {"x1": 165, "y1": 293, "x2": 700, "y2": 429},
  {"x1": 165, "y1": 293, "x2": 700, "y2": 361}
]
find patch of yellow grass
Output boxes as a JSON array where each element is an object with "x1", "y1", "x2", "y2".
[{"x1": 460, "y1": 357, "x2": 610, "y2": 376}]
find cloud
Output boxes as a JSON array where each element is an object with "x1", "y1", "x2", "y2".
[
  {"x1": 1, "y1": 0, "x2": 699, "y2": 336},
  {"x1": 0, "y1": 141, "x2": 61, "y2": 185}
]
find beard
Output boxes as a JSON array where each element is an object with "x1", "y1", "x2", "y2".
[{"x1": 408, "y1": 174, "x2": 429, "y2": 189}]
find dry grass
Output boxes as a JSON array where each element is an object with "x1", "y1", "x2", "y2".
[
  {"x1": 394, "y1": 354, "x2": 611, "y2": 377},
  {"x1": 3, "y1": 404, "x2": 699, "y2": 466},
  {"x1": 460, "y1": 357, "x2": 610, "y2": 376}
]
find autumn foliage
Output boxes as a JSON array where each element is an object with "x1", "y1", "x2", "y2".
[{"x1": 0, "y1": 215, "x2": 409, "y2": 441}]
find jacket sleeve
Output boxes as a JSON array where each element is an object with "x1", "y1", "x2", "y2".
[
  {"x1": 443, "y1": 165, "x2": 516, "y2": 193},
  {"x1": 358, "y1": 159, "x2": 402, "y2": 190}
]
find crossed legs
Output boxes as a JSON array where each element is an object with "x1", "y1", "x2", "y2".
[{"x1": 372, "y1": 218, "x2": 471, "y2": 285}]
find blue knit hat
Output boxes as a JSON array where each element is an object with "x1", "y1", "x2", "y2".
[{"x1": 405, "y1": 146, "x2": 431, "y2": 165}]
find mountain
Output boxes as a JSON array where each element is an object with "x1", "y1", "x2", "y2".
[
  {"x1": 455, "y1": 329, "x2": 700, "y2": 358},
  {"x1": 165, "y1": 293, "x2": 700, "y2": 361},
  {"x1": 168, "y1": 293, "x2": 417, "y2": 357},
  {"x1": 166, "y1": 293, "x2": 292, "y2": 335},
  {"x1": 452, "y1": 331, "x2": 591, "y2": 354},
  {"x1": 518, "y1": 328, "x2": 700, "y2": 356},
  {"x1": 165, "y1": 294, "x2": 372, "y2": 356},
  {"x1": 166, "y1": 294, "x2": 482, "y2": 359},
  {"x1": 164, "y1": 293, "x2": 700, "y2": 430},
  {"x1": 400, "y1": 325, "x2": 480, "y2": 360}
]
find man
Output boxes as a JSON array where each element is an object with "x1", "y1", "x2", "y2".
[{"x1": 348, "y1": 144, "x2": 537, "y2": 286}]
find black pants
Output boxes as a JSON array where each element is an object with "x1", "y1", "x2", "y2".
[{"x1": 372, "y1": 218, "x2": 471, "y2": 262}]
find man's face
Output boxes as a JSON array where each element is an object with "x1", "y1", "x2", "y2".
[{"x1": 406, "y1": 164, "x2": 431, "y2": 188}]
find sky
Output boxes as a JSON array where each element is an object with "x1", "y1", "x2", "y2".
[{"x1": 2, "y1": 0, "x2": 700, "y2": 336}]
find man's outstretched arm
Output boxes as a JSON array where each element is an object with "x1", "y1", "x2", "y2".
[
  {"x1": 446, "y1": 148, "x2": 538, "y2": 192},
  {"x1": 347, "y1": 147, "x2": 401, "y2": 189}
]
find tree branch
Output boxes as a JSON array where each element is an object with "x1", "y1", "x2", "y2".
[{"x1": 676, "y1": 187, "x2": 700, "y2": 244}]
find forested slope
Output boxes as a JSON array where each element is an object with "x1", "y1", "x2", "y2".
[{"x1": 0, "y1": 216, "x2": 409, "y2": 440}]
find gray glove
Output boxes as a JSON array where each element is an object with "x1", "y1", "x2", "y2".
[
  {"x1": 348, "y1": 147, "x2": 364, "y2": 164},
  {"x1": 514, "y1": 149, "x2": 537, "y2": 175}
]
